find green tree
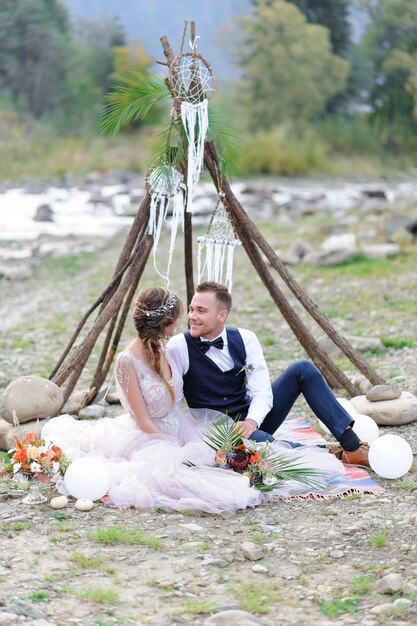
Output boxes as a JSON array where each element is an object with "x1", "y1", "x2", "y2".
[
  {"x1": 0, "y1": 0, "x2": 71, "y2": 118},
  {"x1": 64, "y1": 17, "x2": 128, "y2": 130},
  {"x1": 360, "y1": 0, "x2": 417, "y2": 134},
  {"x1": 240, "y1": 0, "x2": 349, "y2": 130},
  {"x1": 288, "y1": 0, "x2": 351, "y2": 56}
]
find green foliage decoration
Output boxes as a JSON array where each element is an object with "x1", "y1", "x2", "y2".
[{"x1": 101, "y1": 69, "x2": 244, "y2": 179}]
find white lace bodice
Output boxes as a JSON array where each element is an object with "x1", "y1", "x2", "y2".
[{"x1": 115, "y1": 349, "x2": 183, "y2": 437}]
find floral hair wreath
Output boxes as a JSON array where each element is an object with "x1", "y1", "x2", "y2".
[{"x1": 136, "y1": 292, "x2": 178, "y2": 318}]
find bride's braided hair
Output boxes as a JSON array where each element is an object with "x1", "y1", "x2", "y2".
[{"x1": 133, "y1": 287, "x2": 183, "y2": 401}]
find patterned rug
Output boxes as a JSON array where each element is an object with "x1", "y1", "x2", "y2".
[{"x1": 274, "y1": 414, "x2": 384, "y2": 499}]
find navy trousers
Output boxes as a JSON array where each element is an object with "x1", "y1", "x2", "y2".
[{"x1": 248, "y1": 360, "x2": 353, "y2": 444}]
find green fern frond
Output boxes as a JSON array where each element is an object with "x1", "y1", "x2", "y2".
[
  {"x1": 101, "y1": 72, "x2": 171, "y2": 135},
  {"x1": 207, "y1": 108, "x2": 247, "y2": 179}
]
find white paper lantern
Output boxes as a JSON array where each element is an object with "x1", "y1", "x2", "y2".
[
  {"x1": 64, "y1": 456, "x2": 111, "y2": 500},
  {"x1": 335, "y1": 397, "x2": 357, "y2": 419},
  {"x1": 352, "y1": 413, "x2": 379, "y2": 444},
  {"x1": 317, "y1": 420, "x2": 332, "y2": 435},
  {"x1": 318, "y1": 397, "x2": 358, "y2": 435},
  {"x1": 369, "y1": 434, "x2": 413, "y2": 479}
]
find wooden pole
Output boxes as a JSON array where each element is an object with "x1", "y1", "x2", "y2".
[
  {"x1": 53, "y1": 235, "x2": 153, "y2": 393},
  {"x1": 89, "y1": 238, "x2": 153, "y2": 398}
]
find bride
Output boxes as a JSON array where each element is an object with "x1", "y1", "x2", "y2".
[{"x1": 43, "y1": 287, "x2": 345, "y2": 514}]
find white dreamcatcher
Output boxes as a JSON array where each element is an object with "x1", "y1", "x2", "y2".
[
  {"x1": 170, "y1": 40, "x2": 215, "y2": 212},
  {"x1": 197, "y1": 193, "x2": 242, "y2": 291},
  {"x1": 147, "y1": 164, "x2": 185, "y2": 283}
]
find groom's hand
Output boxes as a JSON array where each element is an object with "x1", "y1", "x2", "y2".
[{"x1": 236, "y1": 418, "x2": 258, "y2": 439}]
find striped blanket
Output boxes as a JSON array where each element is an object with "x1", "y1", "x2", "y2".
[{"x1": 274, "y1": 414, "x2": 383, "y2": 499}]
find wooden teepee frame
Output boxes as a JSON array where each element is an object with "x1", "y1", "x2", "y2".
[{"x1": 49, "y1": 23, "x2": 385, "y2": 406}]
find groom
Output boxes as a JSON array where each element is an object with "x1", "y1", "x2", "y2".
[{"x1": 167, "y1": 281, "x2": 370, "y2": 466}]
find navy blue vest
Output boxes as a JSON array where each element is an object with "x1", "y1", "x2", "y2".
[{"x1": 183, "y1": 327, "x2": 250, "y2": 419}]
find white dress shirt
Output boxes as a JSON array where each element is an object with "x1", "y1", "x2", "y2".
[{"x1": 166, "y1": 327, "x2": 273, "y2": 428}]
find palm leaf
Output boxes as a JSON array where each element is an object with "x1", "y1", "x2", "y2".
[
  {"x1": 257, "y1": 442, "x2": 323, "y2": 492},
  {"x1": 207, "y1": 108, "x2": 247, "y2": 179},
  {"x1": 149, "y1": 118, "x2": 187, "y2": 172},
  {"x1": 202, "y1": 416, "x2": 243, "y2": 453},
  {"x1": 101, "y1": 72, "x2": 171, "y2": 136}
]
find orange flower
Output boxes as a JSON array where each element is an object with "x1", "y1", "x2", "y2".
[
  {"x1": 14, "y1": 436, "x2": 25, "y2": 450},
  {"x1": 25, "y1": 432, "x2": 37, "y2": 444},
  {"x1": 51, "y1": 445, "x2": 62, "y2": 460},
  {"x1": 12, "y1": 448, "x2": 27, "y2": 463},
  {"x1": 27, "y1": 446, "x2": 41, "y2": 460},
  {"x1": 250, "y1": 453, "x2": 261, "y2": 463}
]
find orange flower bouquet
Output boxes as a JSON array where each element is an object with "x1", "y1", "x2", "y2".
[{"x1": 3, "y1": 431, "x2": 70, "y2": 479}]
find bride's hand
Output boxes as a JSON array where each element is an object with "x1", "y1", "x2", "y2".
[{"x1": 235, "y1": 419, "x2": 257, "y2": 439}]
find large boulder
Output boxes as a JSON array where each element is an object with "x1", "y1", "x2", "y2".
[
  {"x1": 0, "y1": 417, "x2": 50, "y2": 451},
  {"x1": 350, "y1": 392, "x2": 417, "y2": 426},
  {"x1": 0, "y1": 418, "x2": 11, "y2": 451},
  {"x1": 0, "y1": 376, "x2": 64, "y2": 424}
]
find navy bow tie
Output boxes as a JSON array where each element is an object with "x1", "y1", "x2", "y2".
[{"x1": 198, "y1": 337, "x2": 224, "y2": 354}]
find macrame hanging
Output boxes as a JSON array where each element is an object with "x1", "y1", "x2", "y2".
[
  {"x1": 170, "y1": 41, "x2": 215, "y2": 212},
  {"x1": 197, "y1": 193, "x2": 242, "y2": 291},
  {"x1": 147, "y1": 164, "x2": 184, "y2": 284}
]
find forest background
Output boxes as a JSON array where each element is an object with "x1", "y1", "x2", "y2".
[{"x1": 1, "y1": 0, "x2": 417, "y2": 181}]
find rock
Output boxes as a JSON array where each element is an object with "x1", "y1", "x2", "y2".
[
  {"x1": 393, "y1": 598, "x2": 413, "y2": 610},
  {"x1": 351, "y1": 375, "x2": 374, "y2": 395},
  {"x1": 0, "y1": 418, "x2": 50, "y2": 452},
  {"x1": 33, "y1": 204, "x2": 54, "y2": 222},
  {"x1": 361, "y1": 243, "x2": 401, "y2": 259},
  {"x1": 0, "y1": 612, "x2": 24, "y2": 625},
  {"x1": 50, "y1": 496, "x2": 68, "y2": 509},
  {"x1": 204, "y1": 610, "x2": 266, "y2": 625},
  {"x1": 375, "y1": 573, "x2": 403, "y2": 594},
  {"x1": 276, "y1": 251, "x2": 300, "y2": 266},
  {"x1": 0, "y1": 419, "x2": 10, "y2": 450},
  {"x1": 321, "y1": 233, "x2": 357, "y2": 252},
  {"x1": 252, "y1": 564, "x2": 268, "y2": 573},
  {"x1": 403, "y1": 581, "x2": 417, "y2": 594},
  {"x1": 362, "y1": 189, "x2": 387, "y2": 199},
  {"x1": 201, "y1": 557, "x2": 228, "y2": 568},
  {"x1": 330, "y1": 550, "x2": 344, "y2": 559},
  {"x1": 369, "y1": 603, "x2": 394, "y2": 615},
  {"x1": 405, "y1": 219, "x2": 417, "y2": 241},
  {"x1": 105, "y1": 391, "x2": 120, "y2": 405},
  {"x1": 348, "y1": 336, "x2": 386, "y2": 353},
  {"x1": 78, "y1": 404, "x2": 105, "y2": 420},
  {"x1": 350, "y1": 392, "x2": 417, "y2": 426},
  {"x1": 0, "y1": 264, "x2": 33, "y2": 280},
  {"x1": 241, "y1": 541, "x2": 264, "y2": 561},
  {"x1": 6, "y1": 598, "x2": 46, "y2": 620},
  {"x1": 366, "y1": 385, "x2": 402, "y2": 402},
  {"x1": 180, "y1": 523, "x2": 204, "y2": 532},
  {"x1": 287, "y1": 239, "x2": 315, "y2": 260},
  {"x1": 0, "y1": 376, "x2": 64, "y2": 424},
  {"x1": 62, "y1": 389, "x2": 90, "y2": 415},
  {"x1": 75, "y1": 498, "x2": 94, "y2": 511},
  {"x1": 310, "y1": 248, "x2": 357, "y2": 267}
]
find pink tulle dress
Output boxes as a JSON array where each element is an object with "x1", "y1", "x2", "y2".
[{"x1": 42, "y1": 350, "x2": 345, "y2": 515}]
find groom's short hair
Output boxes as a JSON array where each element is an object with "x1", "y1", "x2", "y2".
[{"x1": 196, "y1": 281, "x2": 232, "y2": 312}]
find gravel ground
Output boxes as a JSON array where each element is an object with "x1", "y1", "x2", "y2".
[{"x1": 0, "y1": 178, "x2": 417, "y2": 626}]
